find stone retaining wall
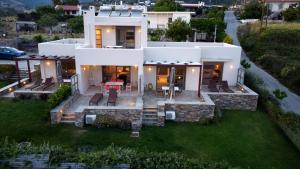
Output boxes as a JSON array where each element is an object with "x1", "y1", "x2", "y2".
[
  {"x1": 158, "y1": 93, "x2": 215, "y2": 122},
  {"x1": 207, "y1": 85, "x2": 258, "y2": 111}
]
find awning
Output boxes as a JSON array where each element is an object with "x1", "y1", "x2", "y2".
[{"x1": 144, "y1": 60, "x2": 202, "y2": 66}]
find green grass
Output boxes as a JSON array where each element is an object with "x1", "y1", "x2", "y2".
[
  {"x1": 0, "y1": 99, "x2": 299, "y2": 169},
  {"x1": 0, "y1": 80, "x2": 13, "y2": 88}
]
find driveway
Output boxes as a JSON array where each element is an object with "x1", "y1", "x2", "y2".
[{"x1": 224, "y1": 11, "x2": 300, "y2": 114}]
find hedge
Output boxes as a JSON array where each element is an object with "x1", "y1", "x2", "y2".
[
  {"x1": 0, "y1": 65, "x2": 16, "y2": 74},
  {"x1": 0, "y1": 138, "x2": 240, "y2": 169},
  {"x1": 48, "y1": 84, "x2": 71, "y2": 108}
]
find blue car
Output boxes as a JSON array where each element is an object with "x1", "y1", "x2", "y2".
[{"x1": 0, "y1": 47, "x2": 26, "y2": 60}]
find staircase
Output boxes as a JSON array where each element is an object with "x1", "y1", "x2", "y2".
[
  {"x1": 142, "y1": 108, "x2": 158, "y2": 126},
  {"x1": 60, "y1": 113, "x2": 77, "y2": 124}
]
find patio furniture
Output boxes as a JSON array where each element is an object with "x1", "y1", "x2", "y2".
[
  {"x1": 126, "y1": 83, "x2": 131, "y2": 92},
  {"x1": 107, "y1": 88, "x2": 118, "y2": 106},
  {"x1": 89, "y1": 93, "x2": 103, "y2": 106},
  {"x1": 40, "y1": 77, "x2": 54, "y2": 91},
  {"x1": 25, "y1": 79, "x2": 43, "y2": 90},
  {"x1": 208, "y1": 80, "x2": 219, "y2": 92},
  {"x1": 220, "y1": 81, "x2": 234, "y2": 93},
  {"x1": 105, "y1": 81, "x2": 123, "y2": 94}
]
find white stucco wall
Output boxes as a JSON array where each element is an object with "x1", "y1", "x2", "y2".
[
  {"x1": 144, "y1": 66, "x2": 157, "y2": 89},
  {"x1": 38, "y1": 43, "x2": 76, "y2": 56},
  {"x1": 146, "y1": 12, "x2": 193, "y2": 29},
  {"x1": 40, "y1": 60, "x2": 57, "y2": 82},
  {"x1": 185, "y1": 67, "x2": 200, "y2": 91},
  {"x1": 268, "y1": 2, "x2": 299, "y2": 12}
]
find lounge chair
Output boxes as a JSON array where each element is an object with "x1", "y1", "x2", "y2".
[
  {"x1": 107, "y1": 88, "x2": 117, "y2": 106},
  {"x1": 41, "y1": 77, "x2": 54, "y2": 91},
  {"x1": 208, "y1": 80, "x2": 219, "y2": 92},
  {"x1": 89, "y1": 93, "x2": 103, "y2": 106},
  {"x1": 25, "y1": 79, "x2": 43, "y2": 90},
  {"x1": 220, "y1": 81, "x2": 234, "y2": 93}
]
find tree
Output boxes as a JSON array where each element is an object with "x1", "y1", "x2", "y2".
[
  {"x1": 240, "y1": 0, "x2": 264, "y2": 19},
  {"x1": 240, "y1": 59, "x2": 251, "y2": 69},
  {"x1": 67, "y1": 16, "x2": 83, "y2": 33},
  {"x1": 149, "y1": 29, "x2": 165, "y2": 41},
  {"x1": 52, "y1": 0, "x2": 62, "y2": 6},
  {"x1": 154, "y1": 0, "x2": 184, "y2": 11},
  {"x1": 283, "y1": 8, "x2": 298, "y2": 21},
  {"x1": 38, "y1": 14, "x2": 59, "y2": 35},
  {"x1": 166, "y1": 18, "x2": 191, "y2": 41},
  {"x1": 63, "y1": 0, "x2": 79, "y2": 5},
  {"x1": 36, "y1": 5, "x2": 57, "y2": 16}
]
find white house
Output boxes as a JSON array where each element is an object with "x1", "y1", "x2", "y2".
[
  {"x1": 37, "y1": 5, "x2": 242, "y2": 96},
  {"x1": 145, "y1": 11, "x2": 194, "y2": 29},
  {"x1": 265, "y1": 0, "x2": 300, "y2": 13},
  {"x1": 55, "y1": 5, "x2": 83, "y2": 16}
]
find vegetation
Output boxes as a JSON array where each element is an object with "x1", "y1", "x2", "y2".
[
  {"x1": 37, "y1": 14, "x2": 59, "y2": 35},
  {"x1": 240, "y1": 59, "x2": 251, "y2": 69},
  {"x1": 0, "y1": 99, "x2": 300, "y2": 169},
  {"x1": 67, "y1": 16, "x2": 84, "y2": 33},
  {"x1": 33, "y1": 34, "x2": 45, "y2": 43},
  {"x1": 273, "y1": 89, "x2": 288, "y2": 100},
  {"x1": 149, "y1": 29, "x2": 165, "y2": 41},
  {"x1": 245, "y1": 71, "x2": 300, "y2": 150},
  {"x1": 153, "y1": 0, "x2": 184, "y2": 11},
  {"x1": 166, "y1": 18, "x2": 191, "y2": 41},
  {"x1": 0, "y1": 81, "x2": 13, "y2": 88},
  {"x1": 240, "y1": 0, "x2": 264, "y2": 19},
  {"x1": 238, "y1": 22, "x2": 300, "y2": 95},
  {"x1": 282, "y1": 6, "x2": 300, "y2": 21},
  {"x1": 223, "y1": 35, "x2": 233, "y2": 44},
  {"x1": 0, "y1": 65, "x2": 16, "y2": 74},
  {"x1": 191, "y1": 18, "x2": 227, "y2": 42},
  {"x1": 48, "y1": 84, "x2": 71, "y2": 108}
]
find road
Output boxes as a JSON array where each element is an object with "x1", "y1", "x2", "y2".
[{"x1": 224, "y1": 11, "x2": 300, "y2": 114}]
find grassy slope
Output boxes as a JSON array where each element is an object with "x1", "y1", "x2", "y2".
[
  {"x1": 0, "y1": 99, "x2": 299, "y2": 169},
  {"x1": 0, "y1": 81, "x2": 13, "y2": 88}
]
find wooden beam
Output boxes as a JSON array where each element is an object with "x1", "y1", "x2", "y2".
[
  {"x1": 15, "y1": 59, "x2": 21, "y2": 87},
  {"x1": 27, "y1": 60, "x2": 32, "y2": 82}
]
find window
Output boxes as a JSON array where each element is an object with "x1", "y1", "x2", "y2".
[
  {"x1": 95, "y1": 26, "x2": 102, "y2": 48},
  {"x1": 203, "y1": 62, "x2": 224, "y2": 85},
  {"x1": 116, "y1": 26, "x2": 135, "y2": 48},
  {"x1": 156, "y1": 66, "x2": 186, "y2": 89}
]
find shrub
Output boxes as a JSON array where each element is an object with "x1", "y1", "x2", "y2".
[
  {"x1": 48, "y1": 84, "x2": 71, "y2": 108},
  {"x1": 52, "y1": 35, "x2": 60, "y2": 41},
  {"x1": 223, "y1": 35, "x2": 233, "y2": 44},
  {"x1": 283, "y1": 8, "x2": 298, "y2": 21},
  {"x1": 273, "y1": 89, "x2": 288, "y2": 100},
  {"x1": 0, "y1": 65, "x2": 16, "y2": 74},
  {"x1": 93, "y1": 114, "x2": 131, "y2": 129},
  {"x1": 240, "y1": 59, "x2": 251, "y2": 69},
  {"x1": 33, "y1": 35, "x2": 44, "y2": 43},
  {"x1": 39, "y1": 93, "x2": 48, "y2": 101}
]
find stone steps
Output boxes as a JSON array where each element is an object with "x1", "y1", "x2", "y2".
[
  {"x1": 142, "y1": 108, "x2": 158, "y2": 126},
  {"x1": 60, "y1": 113, "x2": 76, "y2": 124}
]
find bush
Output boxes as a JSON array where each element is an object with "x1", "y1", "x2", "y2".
[
  {"x1": 273, "y1": 89, "x2": 288, "y2": 100},
  {"x1": 48, "y1": 84, "x2": 71, "y2": 108},
  {"x1": 283, "y1": 8, "x2": 298, "y2": 21},
  {"x1": 223, "y1": 35, "x2": 233, "y2": 44},
  {"x1": 33, "y1": 35, "x2": 44, "y2": 43},
  {"x1": 52, "y1": 35, "x2": 60, "y2": 41},
  {"x1": 0, "y1": 65, "x2": 15, "y2": 74}
]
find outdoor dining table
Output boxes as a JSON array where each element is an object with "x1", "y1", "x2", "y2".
[{"x1": 105, "y1": 81, "x2": 124, "y2": 93}]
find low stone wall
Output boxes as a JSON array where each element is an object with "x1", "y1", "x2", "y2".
[
  {"x1": 0, "y1": 78, "x2": 30, "y2": 96},
  {"x1": 83, "y1": 97, "x2": 143, "y2": 130},
  {"x1": 206, "y1": 85, "x2": 258, "y2": 111},
  {"x1": 14, "y1": 90, "x2": 53, "y2": 99},
  {"x1": 158, "y1": 93, "x2": 215, "y2": 122}
]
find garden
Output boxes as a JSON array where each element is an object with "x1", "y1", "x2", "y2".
[{"x1": 0, "y1": 99, "x2": 299, "y2": 169}]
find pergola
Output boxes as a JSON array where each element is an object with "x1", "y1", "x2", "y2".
[{"x1": 14, "y1": 55, "x2": 75, "y2": 86}]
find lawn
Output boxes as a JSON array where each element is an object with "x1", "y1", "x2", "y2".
[
  {"x1": 0, "y1": 80, "x2": 13, "y2": 88},
  {"x1": 0, "y1": 99, "x2": 299, "y2": 169}
]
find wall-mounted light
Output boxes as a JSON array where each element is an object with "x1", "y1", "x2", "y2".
[
  {"x1": 59, "y1": 109, "x2": 64, "y2": 113},
  {"x1": 83, "y1": 67, "x2": 86, "y2": 71},
  {"x1": 138, "y1": 29, "x2": 141, "y2": 33},
  {"x1": 106, "y1": 29, "x2": 110, "y2": 33},
  {"x1": 148, "y1": 67, "x2": 152, "y2": 72},
  {"x1": 192, "y1": 68, "x2": 195, "y2": 72},
  {"x1": 23, "y1": 81, "x2": 26, "y2": 85},
  {"x1": 230, "y1": 65, "x2": 234, "y2": 69},
  {"x1": 8, "y1": 88, "x2": 12, "y2": 92},
  {"x1": 46, "y1": 61, "x2": 50, "y2": 66},
  {"x1": 134, "y1": 64, "x2": 138, "y2": 69}
]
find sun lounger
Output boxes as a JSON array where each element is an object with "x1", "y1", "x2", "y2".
[
  {"x1": 89, "y1": 93, "x2": 103, "y2": 106},
  {"x1": 208, "y1": 80, "x2": 219, "y2": 92},
  {"x1": 107, "y1": 89, "x2": 117, "y2": 106},
  {"x1": 25, "y1": 79, "x2": 43, "y2": 90},
  {"x1": 41, "y1": 77, "x2": 54, "y2": 91},
  {"x1": 220, "y1": 81, "x2": 234, "y2": 93}
]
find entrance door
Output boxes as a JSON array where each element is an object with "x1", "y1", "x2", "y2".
[{"x1": 156, "y1": 66, "x2": 186, "y2": 90}]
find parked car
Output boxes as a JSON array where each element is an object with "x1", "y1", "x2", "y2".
[{"x1": 0, "y1": 47, "x2": 26, "y2": 60}]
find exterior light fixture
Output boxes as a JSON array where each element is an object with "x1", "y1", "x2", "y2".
[
  {"x1": 106, "y1": 29, "x2": 110, "y2": 33},
  {"x1": 83, "y1": 67, "x2": 86, "y2": 71},
  {"x1": 60, "y1": 109, "x2": 63, "y2": 113},
  {"x1": 46, "y1": 61, "x2": 50, "y2": 66},
  {"x1": 23, "y1": 81, "x2": 26, "y2": 85},
  {"x1": 138, "y1": 29, "x2": 141, "y2": 33},
  {"x1": 230, "y1": 65, "x2": 234, "y2": 69},
  {"x1": 148, "y1": 67, "x2": 152, "y2": 72},
  {"x1": 192, "y1": 68, "x2": 195, "y2": 72},
  {"x1": 8, "y1": 88, "x2": 12, "y2": 92}
]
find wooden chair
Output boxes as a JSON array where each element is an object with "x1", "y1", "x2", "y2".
[
  {"x1": 126, "y1": 83, "x2": 131, "y2": 92},
  {"x1": 41, "y1": 77, "x2": 54, "y2": 91},
  {"x1": 89, "y1": 93, "x2": 103, "y2": 106},
  {"x1": 220, "y1": 81, "x2": 234, "y2": 93},
  {"x1": 107, "y1": 88, "x2": 117, "y2": 106},
  {"x1": 208, "y1": 80, "x2": 219, "y2": 92},
  {"x1": 25, "y1": 79, "x2": 43, "y2": 90}
]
